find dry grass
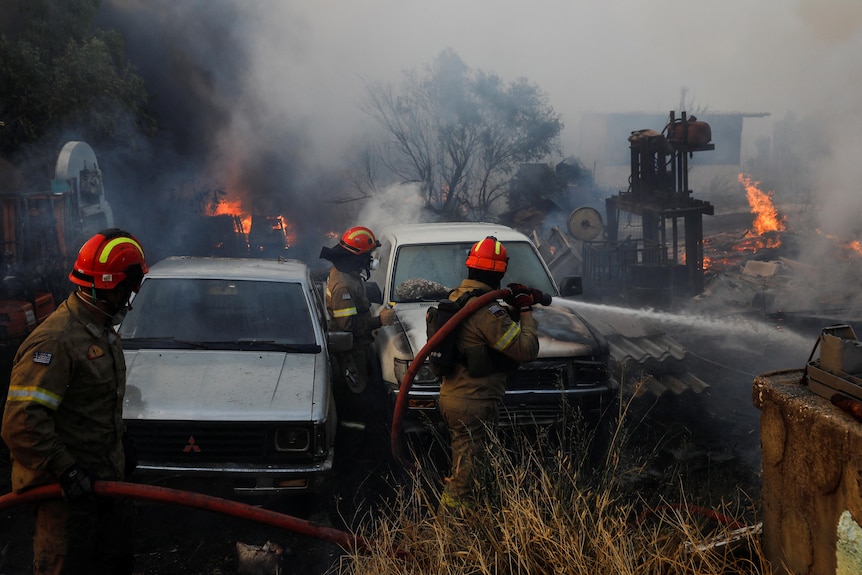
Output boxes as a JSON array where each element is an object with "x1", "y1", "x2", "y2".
[{"x1": 329, "y1": 397, "x2": 769, "y2": 575}]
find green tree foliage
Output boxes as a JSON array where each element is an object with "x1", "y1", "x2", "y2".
[
  {"x1": 363, "y1": 49, "x2": 563, "y2": 220},
  {"x1": 0, "y1": 0, "x2": 154, "y2": 158}
]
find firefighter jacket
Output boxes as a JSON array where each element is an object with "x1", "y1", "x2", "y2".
[
  {"x1": 440, "y1": 279, "x2": 539, "y2": 402},
  {"x1": 325, "y1": 267, "x2": 381, "y2": 345},
  {"x1": 1, "y1": 292, "x2": 127, "y2": 493}
]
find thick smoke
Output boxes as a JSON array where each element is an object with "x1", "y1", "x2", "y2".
[
  {"x1": 93, "y1": 1, "x2": 862, "y2": 283},
  {"x1": 98, "y1": 1, "x2": 353, "y2": 264}
]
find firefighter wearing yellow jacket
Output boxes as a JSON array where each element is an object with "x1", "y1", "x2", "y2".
[
  {"x1": 438, "y1": 236, "x2": 540, "y2": 512},
  {"x1": 2, "y1": 229, "x2": 148, "y2": 575},
  {"x1": 320, "y1": 226, "x2": 395, "y2": 420}
]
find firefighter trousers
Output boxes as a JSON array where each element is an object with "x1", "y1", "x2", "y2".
[
  {"x1": 33, "y1": 497, "x2": 135, "y2": 575},
  {"x1": 438, "y1": 394, "x2": 500, "y2": 504}
]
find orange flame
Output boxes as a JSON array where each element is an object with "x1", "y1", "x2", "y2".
[
  {"x1": 276, "y1": 215, "x2": 297, "y2": 247},
  {"x1": 738, "y1": 174, "x2": 786, "y2": 235},
  {"x1": 213, "y1": 198, "x2": 252, "y2": 234},
  {"x1": 816, "y1": 229, "x2": 862, "y2": 259}
]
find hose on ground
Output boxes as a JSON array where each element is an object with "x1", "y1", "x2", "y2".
[
  {"x1": 0, "y1": 481, "x2": 371, "y2": 553},
  {"x1": 390, "y1": 288, "x2": 512, "y2": 466},
  {"x1": 633, "y1": 502, "x2": 745, "y2": 530}
]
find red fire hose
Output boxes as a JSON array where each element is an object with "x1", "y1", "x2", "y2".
[
  {"x1": 0, "y1": 481, "x2": 369, "y2": 553},
  {"x1": 390, "y1": 288, "x2": 511, "y2": 464}
]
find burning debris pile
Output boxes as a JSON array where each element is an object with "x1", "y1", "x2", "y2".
[
  {"x1": 701, "y1": 175, "x2": 789, "y2": 273},
  {"x1": 690, "y1": 175, "x2": 862, "y2": 322}
]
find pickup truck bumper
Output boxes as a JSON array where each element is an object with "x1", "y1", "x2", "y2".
[{"x1": 133, "y1": 451, "x2": 335, "y2": 496}]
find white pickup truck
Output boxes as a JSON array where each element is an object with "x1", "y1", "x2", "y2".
[{"x1": 365, "y1": 222, "x2": 619, "y2": 433}]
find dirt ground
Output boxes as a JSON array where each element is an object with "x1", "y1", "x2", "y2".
[{"x1": 0, "y1": 308, "x2": 820, "y2": 575}]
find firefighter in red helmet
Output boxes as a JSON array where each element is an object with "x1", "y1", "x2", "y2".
[
  {"x1": 320, "y1": 226, "x2": 395, "y2": 422},
  {"x1": 437, "y1": 236, "x2": 540, "y2": 514},
  {"x1": 2, "y1": 228, "x2": 148, "y2": 575}
]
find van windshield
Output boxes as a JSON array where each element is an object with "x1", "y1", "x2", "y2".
[
  {"x1": 390, "y1": 241, "x2": 556, "y2": 302},
  {"x1": 119, "y1": 278, "x2": 317, "y2": 346}
]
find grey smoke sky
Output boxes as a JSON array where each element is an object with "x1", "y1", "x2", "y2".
[
  {"x1": 233, "y1": 0, "x2": 862, "y2": 157},
  {"x1": 102, "y1": 0, "x2": 862, "y2": 259},
  {"x1": 106, "y1": 0, "x2": 862, "y2": 181}
]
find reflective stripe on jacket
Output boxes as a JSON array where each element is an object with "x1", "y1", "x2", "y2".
[
  {"x1": 1, "y1": 294, "x2": 127, "y2": 492},
  {"x1": 325, "y1": 267, "x2": 381, "y2": 345},
  {"x1": 440, "y1": 279, "x2": 539, "y2": 401}
]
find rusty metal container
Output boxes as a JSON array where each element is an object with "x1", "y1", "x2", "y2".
[{"x1": 753, "y1": 369, "x2": 862, "y2": 574}]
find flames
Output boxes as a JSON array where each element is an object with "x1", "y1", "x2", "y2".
[
  {"x1": 211, "y1": 196, "x2": 295, "y2": 249},
  {"x1": 738, "y1": 174, "x2": 786, "y2": 236},
  {"x1": 736, "y1": 173, "x2": 785, "y2": 253},
  {"x1": 816, "y1": 230, "x2": 862, "y2": 259},
  {"x1": 700, "y1": 175, "x2": 787, "y2": 271},
  {"x1": 213, "y1": 198, "x2": 252, "y2": 233}
]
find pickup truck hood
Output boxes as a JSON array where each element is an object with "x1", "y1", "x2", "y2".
[
  {"x1": 392, "y1": 299, "x2": 606, "y2": 359},
  {"x1": 123, "y1": 349, "x2": 321, "y2": 421}
]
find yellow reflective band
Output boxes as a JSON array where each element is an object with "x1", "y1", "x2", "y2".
[
  {"x1": 6, "y1": 385, "x2": 62, "y2": 410},
  {"x1": 99, "y1": 237, "x2": 144, "y2": 264},
  {"x1": 331, "y1": 307, "x2": 358, "y2": 318},
  {"x1": 494, "y1": 323, "x2": 521, "y2": 351},
  {"x1": 494, "y1": 241, "x2": 502, "y2": 255},
  {"x1": 346, "y1": 229, "x2": 373, "y2": 242}
]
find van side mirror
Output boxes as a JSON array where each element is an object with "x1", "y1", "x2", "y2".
[
  {"x1": 559, "y1": 276, "x2": 583, "y2": 297},
  {"x1": 365, "y1": 281, "x2": 383, "y2": 304}
]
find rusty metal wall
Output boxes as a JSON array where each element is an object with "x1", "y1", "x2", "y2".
[{"x1": 753, "y1": 369, "x2": 862, "y2": 574}]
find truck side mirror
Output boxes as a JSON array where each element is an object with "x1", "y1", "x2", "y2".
[
  {"x1": 559, "y1": 276, "x2": 583, "y2": 297},
  {"x1": 365, "y1": 281, "x2": 383, "y2": 304}
]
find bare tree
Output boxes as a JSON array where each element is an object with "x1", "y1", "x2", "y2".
[{"x1": 362, "y1": 49, "x2": 563, "y2": 220}]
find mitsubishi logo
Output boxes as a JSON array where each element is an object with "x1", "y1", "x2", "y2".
[{"x1": 183, "y1": 436, "x2": 201, "y2": 453}]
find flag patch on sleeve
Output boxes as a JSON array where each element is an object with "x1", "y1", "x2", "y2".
[
  {"x1": 33, "y1": 351, "x2": 53, "y2": 365},
  {"x1": 489, "y1": 304, "x2": 507, "y2": 318}
]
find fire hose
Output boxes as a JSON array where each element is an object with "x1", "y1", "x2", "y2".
[
  {"x1": 390, "y1": 288, "x2": 549, "y2": 465},
  {"x1": 0, "y1": 481, "x2": 371, "y2": 553}
]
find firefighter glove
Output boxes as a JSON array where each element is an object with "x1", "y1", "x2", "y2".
[
  {"x1": 506, "y1": 284, "x2": 534, "y2": 310},
  {"x1": 59, "y1": 464, "x2": 97, "y2": 502},
  {"x1": 531, "y1": 288, "x2": 552, "y2": 306},
  {"x1": 122, "y1": 430, "x2": 138, "y2": 477},
  {"x1": 379, "y1": 307, "x2": 396, "y2": 327},
  {"x1": 507, "y1": 283, "x2": 532, "y2": 296},
  {"x1": 508, "y1": 283, "x2": 551, "y2": 307},
  {"x1": 506, "y1": 292, "x2": 534, "y2": 311}
]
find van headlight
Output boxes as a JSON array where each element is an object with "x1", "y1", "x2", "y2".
[
  {"x1": 275, "y1": 427, "x2": 310, "y2": 452},
  {"x1": 394, "y1": 358, "x2": 439, "y2": 385}
]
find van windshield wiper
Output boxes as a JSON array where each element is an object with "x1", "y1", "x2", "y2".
[
  {"x1": 121, "y1": 337, "x2": 209, "y2": 350},
  {"x1": 123, "y1": 337, "x2": 321, "y2": 353},
  {"x1": 232, "y1": 339, "x2": 321, "y2": 353}
]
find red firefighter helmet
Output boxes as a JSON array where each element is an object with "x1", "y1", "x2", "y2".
[
  {"x1": 465, "y1": 236, "x2": 508, "y2": 272},
  {"x1": 69, "y1": 229, "x2": 149, "y2": 291},
  {"x1": 339, "y1": 226, "x2": 380, "y2": 255}
]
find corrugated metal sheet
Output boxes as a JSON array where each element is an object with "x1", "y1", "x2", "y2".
[{"x1": 575, "y1": 306, "x2": 710, "y2": 397}]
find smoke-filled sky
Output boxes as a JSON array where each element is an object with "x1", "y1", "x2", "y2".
[
  {"x1": 97, "y1": 0, "x2": 862, "y2": 262},
  {"x1": 104, "y1": 0, "x2": 862, "y2": 153}
]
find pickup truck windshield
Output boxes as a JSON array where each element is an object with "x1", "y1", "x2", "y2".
[
  {"x1": 119, "y1": 278, "x2": 317, "y2": 346},
  {"x1": 390, "y1": 241, "x2": 556, "y2": 302}
]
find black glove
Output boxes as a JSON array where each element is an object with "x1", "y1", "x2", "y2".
[
  {"x1": 59, "y1": 464, "x2": 97, "y2": 502},
  {"x1": 122, "y1": 430, "x2": 138, "y2": 478}
]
